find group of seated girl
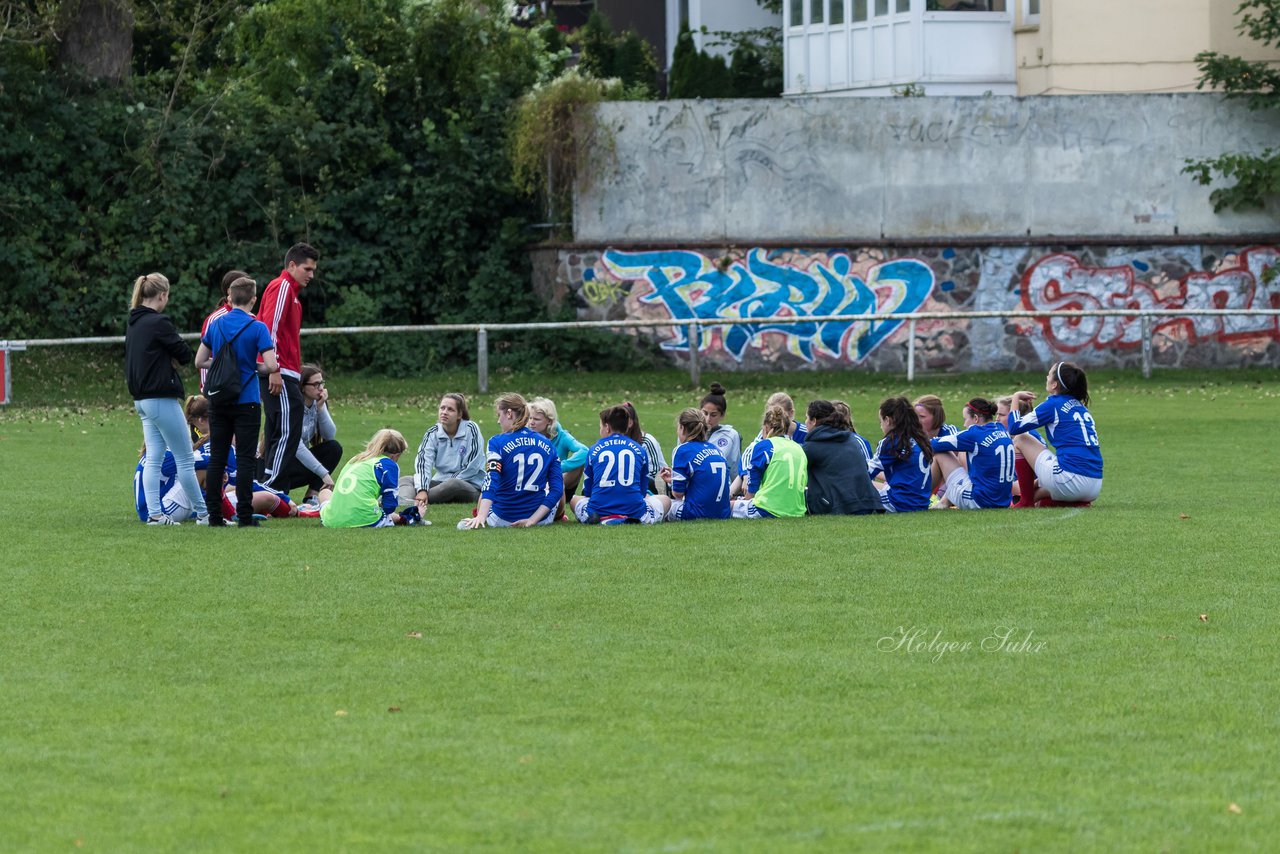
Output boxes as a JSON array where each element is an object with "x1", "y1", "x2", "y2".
[
  {"x1": 140, "y1": 361, "x2": 1102, "y2": 529},
  {"x1": 870, "y1": 362, "x2": 1103, "y2": 512}
]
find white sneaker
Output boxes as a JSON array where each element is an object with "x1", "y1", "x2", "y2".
[
  {"x1": 195, "y1": 513, "x2": 211, "y2": 526},
  {"x1": 147, "y1": 515, "x2": 179, "y2": 526}
]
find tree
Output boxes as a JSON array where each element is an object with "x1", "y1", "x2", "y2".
[
  {"x1": 1183, "y1": 0, "x2": 1280, "y2": 211},
  {"x1": 56, "y1": 0, "x2": 134, "y2": 81},
  {"x1": 575, "y1": 9, "x2": 658, "y2": 95},
  {"x1": 668, "y1": 20, "x2": 699, "y2": 97}
]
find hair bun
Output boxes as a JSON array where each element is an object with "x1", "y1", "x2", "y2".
[{"x1": 708, "y1": 382, "x2": 726, "y2": 395}]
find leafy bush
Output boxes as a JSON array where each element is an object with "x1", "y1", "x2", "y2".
[
  {"x1": 2, "y1": 0, "x2": 646, "y2": 372},
  {"x1": 1183, "y1": 0, "x2": 1280, "y2": 211}
]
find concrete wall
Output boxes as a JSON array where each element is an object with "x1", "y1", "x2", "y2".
[
  {"x1": 550, "y1": 94, "x2": 1279, "y2": 372},
  {"x1": 536, "y1": 242, "x2": 1280, "y2": 372},
  {"x1": 573, "y1": 94, "x2": 1279, "y2": 244}
]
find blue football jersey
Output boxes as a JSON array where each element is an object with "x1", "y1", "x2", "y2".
[
  {"x1": 482, "y1": 427, "x2": 564, "y2": 520},
  {"x1": 669, "y1": 441, "x2": 731, "y2": 520},
  {"x1": 931, "y1": 423, "x2": 1014, "y2": 508},
  {"x1": 134, "y1": 451, "x2": 179, "y2": 521},
  {"x1": 582, "y1": 433, "x2": 650, "y2": 519},
  {"x1": 1007, "y1": 394, "x2": 1103, "y2": 478},
  {"x1": 869, "y1": 436, "x2": 932, "y2": 512},
  {"x1": 852, "y1": 433, "x2": 875, "y2": 472}
]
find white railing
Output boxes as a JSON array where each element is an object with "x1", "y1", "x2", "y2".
[{"x1": 4, "y1": 308, "x2": 1279, "y2": 400}]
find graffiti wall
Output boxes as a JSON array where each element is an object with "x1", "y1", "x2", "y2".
[{"x1": 540, "y1": 244, "x2": 1280, "y2": 372}]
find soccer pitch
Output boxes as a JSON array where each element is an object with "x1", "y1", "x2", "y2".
[{"x1": 1, "y1": 362, "x2": 1276, "y2": 851}]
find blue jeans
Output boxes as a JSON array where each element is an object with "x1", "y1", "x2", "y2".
[{"x1": 135, "y1": 397, "x2": 207, "y2": 518}]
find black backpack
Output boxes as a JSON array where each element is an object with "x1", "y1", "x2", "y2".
[{"x1": 204, "y1": 321, "x2": 250, "y2": 403}]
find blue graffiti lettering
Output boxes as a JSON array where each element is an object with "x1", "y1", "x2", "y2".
[{"x1": 598, "y1": 248, "x2": 935, "y2": 363}]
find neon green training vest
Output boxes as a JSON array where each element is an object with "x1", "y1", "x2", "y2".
[
  {"x1": 755, "y1": 437, "x2": 808, "y2": 518},
  {"x1": 320, "y1": 456, "x2": 389, "y2": 528}
]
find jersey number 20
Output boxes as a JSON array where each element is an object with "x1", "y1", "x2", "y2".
[{"x1": 597, "y1": 449, "x2": 637, "y2": 488}]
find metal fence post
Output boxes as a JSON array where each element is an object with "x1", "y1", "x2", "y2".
[
  {"x1": 477, "y1": 328, "x2": 489, "y2": 393},
  {"x1": 906, "y1": 319, "x2": 917, "y2": 383},
  {"x1": 687, "y1": 322, "x2": 700, "y2": 388},
  {"x1": 1140, "y1": 315, "x2": 1152, "y2": 379}
]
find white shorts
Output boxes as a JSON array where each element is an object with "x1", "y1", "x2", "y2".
[
  {"x1": 731, "y1": 498, "x2": 774, "y2": 519},
  {"x1": 1032, "y1": 450, "x2": 1103, "y2": 503},
  {"x1": 574, "y1": 495, "x2": 664, "y2": 525},
  {"x1": 941, "y1": 467, "x2": 983, "y2": 510},
  {"x1": 161, "y1": 484, "x2": 196, "y2": 522},
  {"x1": 486, "y1": 510, "x2": 554, "y2": 528}
]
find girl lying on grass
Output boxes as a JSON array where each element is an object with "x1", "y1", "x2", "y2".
[{"x1": 135, "y1": 396, "x2": 296, "y2": 523}]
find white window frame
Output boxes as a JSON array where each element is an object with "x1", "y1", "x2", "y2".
[{"x1": 1022, "y1": 0, "x2": 1040, "y2": 26}]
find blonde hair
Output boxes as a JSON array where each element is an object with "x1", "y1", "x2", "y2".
[
  {"x1": 351, "y1": 428, "x2": 408, "y2": 464},
  {"x1": 494, "y1": 393, "x2": 529, "y2": 431},
  {"x1": 766, "y1": 392, "x2": 795, "y2": 416},
  {"x1": 996, "y1": 394, "x2": 1033, "y2": 416},
  {"x1": 130, "y1": 272, "x2": 170, "y2": 309},
  {"x1": 761, "y1": 403, "x2": 791, "y2": 439},
  {"x1": 676, "y1": 407, "x2": 710, "y2": 443},
  {"x1": 527, "y1": 397, "x2": 560, "y2": 437}
]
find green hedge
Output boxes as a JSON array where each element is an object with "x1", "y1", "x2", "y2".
[{"x1": 0, "y1": 0, "x2": 658, "y2": 372}]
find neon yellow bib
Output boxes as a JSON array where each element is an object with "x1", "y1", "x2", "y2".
[
  {"x1": 320, "y1": 456, "x2": 388, "y2": 528},
  {"x1": 755, "y1": 437, "x2": 807, "y2": 518}
]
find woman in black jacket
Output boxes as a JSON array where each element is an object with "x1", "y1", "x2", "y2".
[
  {"x1": 126, "y1": 273, "x2": 209, "y2": 525},
  {"x1": 802, "y1": 400, "x2": 883, "y2": 516}
]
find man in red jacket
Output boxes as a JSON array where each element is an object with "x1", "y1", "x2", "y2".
[{"x1": 257, "y1": 242, "x2": 318, "y2": 489}]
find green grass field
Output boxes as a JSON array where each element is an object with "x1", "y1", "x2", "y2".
[{"x1": 1, "y1": 352, "x2": 1276, "y2": 851}]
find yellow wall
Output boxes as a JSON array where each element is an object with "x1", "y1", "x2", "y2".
[{"x1": 1016, "y1": 0, "x2": 1280, "y2": 95}]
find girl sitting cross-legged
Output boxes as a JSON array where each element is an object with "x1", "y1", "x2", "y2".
[
  {"x1": 660, "y1": 408, "x2": 731, "y2": 521},
  {"x1": 929, "y1": 397, "x2": 1015, "y2": 510},
  {"x1": 731, "y1": 403, "x2": 808, "y2": 520},
  {"x1": 570, "y1": 405, "x2": 670, "y2": 525}
]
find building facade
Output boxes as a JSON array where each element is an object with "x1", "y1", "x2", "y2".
[{"x1": 784, "y1": 0, "x2": 1280, "y2": 97}]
